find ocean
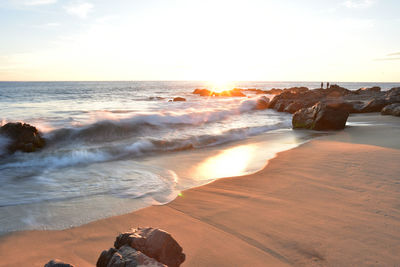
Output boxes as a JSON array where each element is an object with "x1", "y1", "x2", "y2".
[{"x1": 0, "y1": 81, "x2": 399, "y2": 234}]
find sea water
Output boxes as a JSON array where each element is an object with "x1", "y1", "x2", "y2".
[{"x1": 0, "y1": 81, "x2": 398, "y2": 234}]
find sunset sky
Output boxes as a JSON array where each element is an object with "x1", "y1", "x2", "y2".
[{"x1": 0, "y1": 0, "x2": 399, "y2": 81}]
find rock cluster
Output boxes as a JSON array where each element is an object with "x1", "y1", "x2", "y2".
[
  {"x1": 98, "y1": 227, "x2": 185, "y2": 267},
  {"x1": 0, "y1": 122, "x2": 45, "y2": 153}
]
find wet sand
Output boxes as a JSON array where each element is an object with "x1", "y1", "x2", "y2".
[{"x1": 0, "y1": 114, "x2": 399, "y2": 266}]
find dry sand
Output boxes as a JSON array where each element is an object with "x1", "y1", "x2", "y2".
[{"x1": 0, "y1": 114, "x2": 399, "y2": 266}]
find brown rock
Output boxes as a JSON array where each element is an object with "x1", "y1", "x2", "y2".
[
  {"x1": 0, "y1": 122, "x2": 45, "y2": 153},
  {"x1": 381, "y1": 103, "x2": 400, "y2": 116},
  {"x1": 172, "y1": 97, "x2": 186, "y2": 102},
  {"x1": 115, "y1": 227, "x2": 185, "y2": 267},
  {"x1": 292, "y1": 102, "x2": 349, "y2": 130}
]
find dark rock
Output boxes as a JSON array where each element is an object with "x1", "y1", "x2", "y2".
[
  {"x1": 360, "y1": 98, "x2": 390, "y2": 113},
  {"x1": 381, "y1": 103, "x2": 400, "y2": 116},
  {"x1": 292, "y1": 102, "x2": 349, "y2": 130},
  {"x1": 264, "y1": 88, "x2": 283, "y2": 95},
  {"x1": 284, "y1": 102, "x2": 305, "y2": 114},
  {"x1": 173, "y1": 97, "x2": 186, "y2": 102},
  {"x1": 107, "y1": 245, "x2": 166, "y2": 267},
  {"x1": 44, "y1": 259, "x2": 74, "y2": 267},
  {"x1": 0, "y1": 122, "x2": 45, "y2": 153},
  {"x1": 324, "y1": 84, "x2": 352, "y2": 97},
  {"x1": 385, "y1": 87, "x2": 400, "y2": 103},
  {"x1": 284, "y1": 87, "x2": 309, "y2": 94},
  {"x1": 355, "y1": 86, "x2": 381, "y2": 94},
  {"x1": 255, "y1": 96, "x2": 270, "y2": 110},
  {"x1": 115, "y1": 227, "x2": 185, "y2": 267},
  {"x1": 97, "y1": 248, "x2": 117, "y2": 267}
]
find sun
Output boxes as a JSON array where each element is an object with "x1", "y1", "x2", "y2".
[{"x1": 207, "y1": 79, "x2": 236, "y2": 93}]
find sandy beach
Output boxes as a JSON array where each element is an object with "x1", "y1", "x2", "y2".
[{"x1": 1, "y1": 113, "x2": 399, "y2": 267}]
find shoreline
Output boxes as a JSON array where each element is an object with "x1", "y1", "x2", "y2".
[{"x1": 1, "y1": 113, "x2": 400, "y2": 266}]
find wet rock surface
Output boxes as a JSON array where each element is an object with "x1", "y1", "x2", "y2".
[{"x1": 0, "y1": 122, "x2": 45, "y2": 153}]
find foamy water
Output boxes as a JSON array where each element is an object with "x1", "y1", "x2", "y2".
[{"x1": 1, "y1": 81, "x2": 399, "y2": 234}]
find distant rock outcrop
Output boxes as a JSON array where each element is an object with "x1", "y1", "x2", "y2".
[
  {"x1": 98, "y1": 227, "x2": 185, "y2": 267},
  {"x1": 292, "y1": 102, "x2": 350, "y2": 130},
  {"x1": 381, "y1": 103, "x2": 400, "y2": 116},
  {"x1": 173, "y1": 97, "x2": 186, "y2": 102},
  {"x1": 0, "y1": 122, "x2": 45, "y2": 153},
  {"x1": 192, "y1": 88, "x2": 245, "y2": 97}
]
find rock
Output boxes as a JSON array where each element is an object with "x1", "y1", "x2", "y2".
[
  {"x1": 149, "y1": 96, "x2": 165, "y2": 100},
  {"x1": 325, "y1": 84, "x2": 352, "y2": 97},
  {"x1": 284, "y1": 87, "x2": 309, "y2": 94},
  {"x1": 0, "y1": 122, "x2": 45, "y2": 153},
  {"x1": 284, "y1": 102, "x2": 305, "y2": 114},
  {"x1": 385, "y1": 87, "x2": 400, "y2": 103},
  {"x1": 292, "y1": 102, "x2": 349, "y2": 130},
  {"x1": 115, "y1": 227, "x2": 185, "y2": 267},
  {"x1": 264, "y1": 88, "x2": 283, "y2": 95},
  {"x1": 192, "y1": 88, "x2": 211, "y2": 96},
  {"x1": 97, "y1": 248, "x2": 117, "y2": 267},
  {"x1": 173, "y1": 97, "x2": 186, "y2": 102},
  {"x1": 44, "y1": 259, "x2": 74, "y2": 267},
  {"x1": 106, "y1": 245, "x2": 166, "y2": 267},
  {"x1": 381, "y1": 103, "x2": 400, "y2": 116},
  {"x1": 255, "y1": 96, "x2": 270, "y2": 110},
  {"x1": 355, "y1": 86, "x2": 381, "y2": 94},
  {"x1": 360, "y1": 98, "x2": 389, "y2": 113}
]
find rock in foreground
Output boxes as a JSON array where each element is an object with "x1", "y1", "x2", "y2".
[
  {"x1": 44, "y1": 259, "x2": 74, "y2": 267},
  {"x1": 292, "y1": 102, "x2": 350, "y2": 131},
  {"x1": 98, "y1": 227, "x2": 185, "y2": 267},
  {"x1": 0, "y1": 122, "x2": 45, "y2": 153}
]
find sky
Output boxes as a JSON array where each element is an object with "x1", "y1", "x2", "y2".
[{"x1": 0, "y1": 0, "x2": 399, "y2": 82}]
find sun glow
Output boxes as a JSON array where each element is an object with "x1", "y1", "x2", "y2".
[
  {"x1": 207, "y1": 79, "x2": 236, "y2": 93},
  {"x1": 194, "y1": 144, "x2": 256, "y2": 180}
]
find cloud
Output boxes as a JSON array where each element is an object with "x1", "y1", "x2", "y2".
[
  {"x1": 374, "y1": 51, "x2": 400, "y2": 61},
  {"x1": 343, "y1": 0, "x2": 375, "y2": 8},
  {"x1": 374, "y1": 57, "x2": 400, "y2": 61},
  {"x1": 64, "y1": 2, "x2": 93, "y2": 19},
  {"x1": 387, "y1": 52, "x2": 400, "y2": 56},
  {"x1": 24, "y1": 0, "x2": 57, "y2": 5}
]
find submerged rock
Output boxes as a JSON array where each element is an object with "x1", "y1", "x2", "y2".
[
  {"x1": 0, "y1": 122, "x2": 45, "y2": 153},
  {"x1": 381, "y1": 103, "x2": 400, "y2": 116},
  {"x1": 255, "y1": 96, "x2": 270, "y2": 110},
  {"x1": 292, "y1": 102, "x2": 349, "y2": 130},
  {"x1": 172, "y1": 97, "x2": 186, "y2": 102}
]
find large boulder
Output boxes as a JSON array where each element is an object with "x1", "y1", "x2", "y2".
[
  {"x1": 0, "y1": 122, "x2": 45, "y2": 153},
  {"x1": 381, "y1": 103, "x2": 400, "y2": 116},
  {"x1": 292, "y1": 102, "x2": 349, "y2": 130},
  {"x1": 114, "y1": 228, "x2": 185, "y2": 267}
]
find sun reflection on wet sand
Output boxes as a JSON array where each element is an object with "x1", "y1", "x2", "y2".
[{"x1": 194, "y1": 144, "x2": 256, "y2": 180}]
